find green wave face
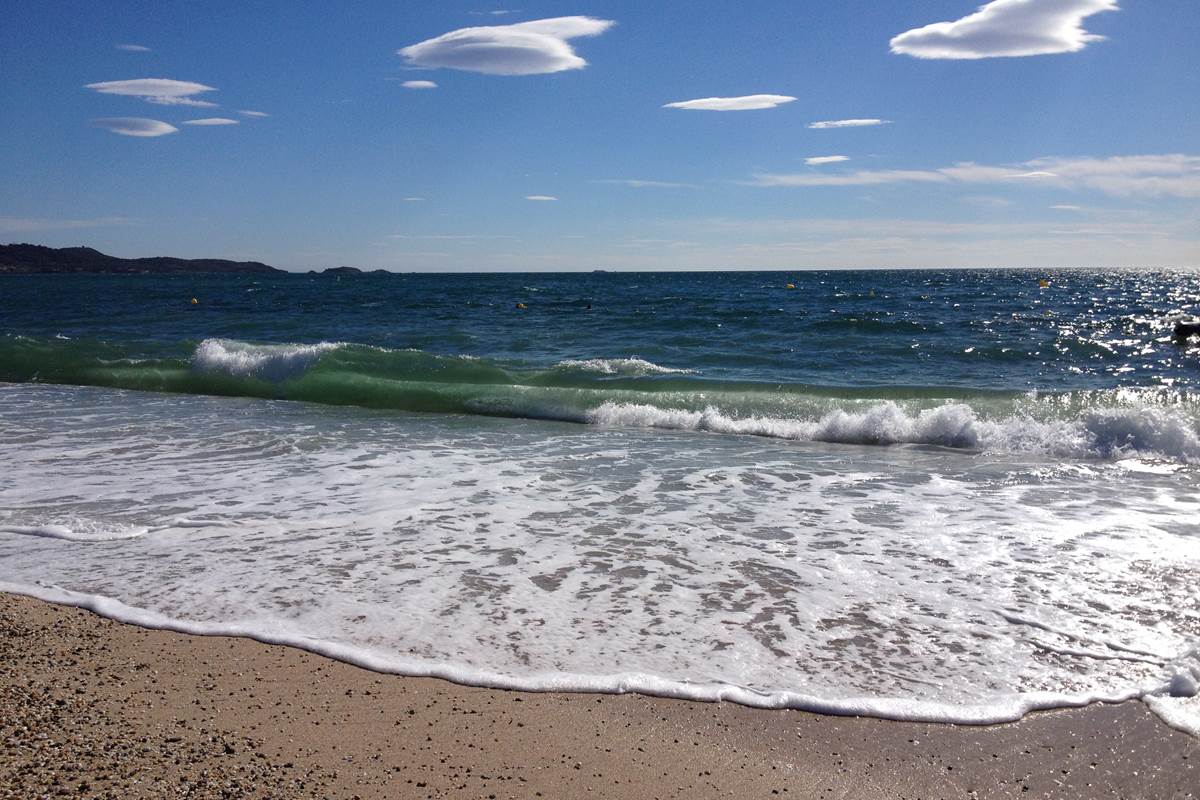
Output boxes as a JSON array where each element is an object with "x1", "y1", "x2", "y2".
[
  {"x1": 2, "y1": 335, "x2": 1199, "y2": 461},
  {"x1": 0, "y1": 334, "x2": 1015, "y2": 410}
]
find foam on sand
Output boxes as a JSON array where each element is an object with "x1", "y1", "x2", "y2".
[{"x1": 0, "y1": 383, "x2": 1196, "y2": 735}]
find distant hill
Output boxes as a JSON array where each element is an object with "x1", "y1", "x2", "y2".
[{"x1": 0, "y1": 244, "x2": 284, "y2": 274}]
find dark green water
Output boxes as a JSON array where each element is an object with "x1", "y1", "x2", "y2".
[{"x1": 2, "y1": 269, "x2": 1198, "y2": 457}]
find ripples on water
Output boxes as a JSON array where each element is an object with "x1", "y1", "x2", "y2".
[
  {"x1": 1, "y1": 269, "x2": 1198, "y2": 731},
  {"x1": 3, "y1": 268, "x2": 1199, "y2": 390}
]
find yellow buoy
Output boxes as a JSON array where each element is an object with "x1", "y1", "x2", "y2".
[
  {"x1": 1038, "y1": 279, "x2": 1050, "y2": 288},
  {"x1": 515, "y1": 302, "x2": 527, "y2": 309},
  {"x1": 190, "y1": 297, "x2": 198, "y2": 305},
  {"x1": 786, "y1": 283, "x2": 795, "y2": 289}
]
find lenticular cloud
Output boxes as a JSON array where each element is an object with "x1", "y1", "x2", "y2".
[
  {"x1": 398, "y1": 16, "x2": 615, "y2": 75},
  {"x1": 84, "y1": 78, "x2": 218, "y2": 106},
  {"x1": 91, "y1": 117, "x2": 179, "y2": 137},
  {"x1": 890, "y1": 0, "x2": 1118, "y2": 60},
  {"x1": 663, "y1": 95, "x2": 796, "y2": 112}
]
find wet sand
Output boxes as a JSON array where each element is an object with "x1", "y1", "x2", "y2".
[{"x1": 1, "y1": 592, "x2": 1195, "y2": 799}]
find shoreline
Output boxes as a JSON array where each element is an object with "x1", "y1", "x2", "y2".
[{"x1": 2, "y1": 593, "x2": 1195, "y2": 799}]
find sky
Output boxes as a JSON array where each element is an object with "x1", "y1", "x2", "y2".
[{"x1": 1, "y1": 0, "x2": 1198, "y2": 271}]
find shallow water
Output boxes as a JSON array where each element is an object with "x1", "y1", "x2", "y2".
[{"x1": 1, "y1": 269, "x2": 1198, "y2": 731}]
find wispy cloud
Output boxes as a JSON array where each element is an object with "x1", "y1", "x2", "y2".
[
  {"x1": 617, "y1": 238, "x2": 698, "y2": 249},
  {"x1": 1051, "y1": 204, "x2": 1083, "y2": 210},
  {"x1": 954, "y1": 155, "x2": 1200, "y2": 196},
  {"x1": 404, "y1": 197, "x2": 426, "y2": 202},
  {"x1": 808, "y1": 119, "x2": 890, "y2": 129},
  {"x1": 399, "y1": 16, "x2": 614, "y2": 75},
  {"x1": 386, "y1": 233, "x2": 519, "y2": 241},
  {"x1": 470, "y1": 9, "x2": 520, "y2": 16},
  {"x1": 645, "y1": 215, "x2": 1199, "y2": 269},
  {"x1": 525, "y1": 195, "x2": 558, "y2": 201},
  {"x1": 90, "y1": 117, "x2": 179, "y2": 137},
  {"x1": 805, "y1": 155, "x2": 849, "y2": 166},
  {"x1": 239, "y1": 110, "x2": 270, "y2": 118},
  {"x1": 85, "y1": 78, "x2": 218, "y2": 107},
  {"x1": 147, "y1": 96, "x2": 218, "y2": 108},
  {"x1": 961, "y1": 194, "x2": 1014, "y2": 208},
  {"x1": 116, "y1": 44, "x2": 150, "y2": 53},
  {"x1": 890, "y1": 0, "x2": 1118, "y2": 60},
  {"x1": 751, "y1": 154, "x2": 1200, "y2": 198},
  {"x1": 0, "y1": 216, "x2": 136, "y2": 233},
  {"x1": 663, "y1": 94, "x2": 795, "y2": 111},
  {"x1": 401, "y1": 80, "x2": 438, "y2": 89},
  {"x1": 593, "y1": 179, "x2": 698, "y2": 188},
  {"x1": 753, "y1": 169, "x2": 945, "y2": 187},
  {"x1": 182, "y1": 117, "x2": 239, "y2": 126}
]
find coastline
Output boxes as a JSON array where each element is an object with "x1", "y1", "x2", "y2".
[{"x1": 2, "y1": 592, "x2": 1195, "y2": 799}]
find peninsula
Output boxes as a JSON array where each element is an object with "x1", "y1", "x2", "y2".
[{"x1": 0, "y1": 243, "x2": 283, "y2": 275}]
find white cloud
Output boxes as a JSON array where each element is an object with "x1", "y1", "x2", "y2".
[
  {"x1": 90, "y1": 117, "x2": 179, "y2": 137},
  {"x1": 594, "y1": 179, "x2": 697, "y2": 188},
  {"x1": 182, "y1": 117, "x2": 239, "y2": 126},
  {"x1": 146, "y1": 96, "x2": 219, "y2": 108},
  {"x1": 401, "y1": 80, "x2": 438, "y2": 89},
  {"x1": 951, "y1": 155, "x2": 1200, "y2": 195},
  {"x1": 398, "y1": 16, "x2": 614, "y2": 75},
  {"x1": 808, "y1": 119, "x2": 890, "y2": 129},
  {"x1": 754, "y1": 169, "x2": 947, "y2": 187},
  {"x1": 1051, "y1": 204, "x2": 1083, "y2": 210},
  {"x1": 404, "y1": 196, "x2": 426, "y2": 202},
  {"x1": 719, "y1": 216, "x2": 1196, "y2": 268},
  {"x1": 751, "y1": 154, "x2": 1200, "y2": 197},
  {"x1": 116, "y1": 44, "x2": 150, "y2": 52},
  {"x1": 525, "y1": 195, "x2": 558, "y2": 201},
  {"x1": 890, "y1": 0, "x2": 1118, "y2": 60},
  {"x1": 805, "y1": 155, "x2": 849, "y2": 166},
  {"x1": 663, "y1": 94, "x2": 795, "y2": 111},
  {"x1": 85, "y1": 78, "x2": 218, "y2": 107},
  {"x1": 239, "y1": 110, "x2": 270, "y2": 118}
]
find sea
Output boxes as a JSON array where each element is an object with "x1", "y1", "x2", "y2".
[{"x1": 1, "y1": 268, "x2": 1197, "y2": 734}]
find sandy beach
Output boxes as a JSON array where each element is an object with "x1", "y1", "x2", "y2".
[{"x1": 0, "y1": 592, "x2": 1194, "y2": 799}]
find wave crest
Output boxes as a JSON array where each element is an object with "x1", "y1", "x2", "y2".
[
  {"x1": 588, "y1": 400, "x2": 1200, "y2": 463},
  {"x1": 192, "y1": 339, "x2": 342, "y2": 382},
  {"x1": 553, "y1": 357, "x2": 695, "y2": 376}
]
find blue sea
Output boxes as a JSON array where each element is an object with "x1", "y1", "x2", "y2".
[{"x1": 1, "y1": 269, "x2": 1198, "y2": 731}]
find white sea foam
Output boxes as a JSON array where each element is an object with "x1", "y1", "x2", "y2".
[
  {"x1": 192, "y1": 338, "x2": 341, "y2": 382},
  {"x1": 1, "y1": 579, "x2": 1192, "y2": 728},
  {"x1": 1143, "y1": 657, "x2": 1200, "y2": 737},
  {"x1": 554, "y1": 357, "x2": 696, "y2": 376},
  {"x1": 586, "y1": 400, "x2": 1200, "y2": 463},
  {"x1": 0, "y1": 383, "x2": 1196, "y2": 733},
  {"x1": 0, "y1": 518, "x2": 149, "y2": 542}
]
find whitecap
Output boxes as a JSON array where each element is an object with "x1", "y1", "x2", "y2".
[
  {"x1": 192, "y1": 338, "x2": 341, "y2": 382},
  {"x1": 554, "y1": 357, "x2": 696, "y2": 376}
]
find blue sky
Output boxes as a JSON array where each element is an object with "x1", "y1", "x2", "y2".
[{"x1": 1, "y1": 0, "x2": 1197, "y2": 270}]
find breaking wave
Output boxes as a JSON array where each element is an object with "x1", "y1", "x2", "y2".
[{"x1": 2, "y1": 335, "x2": 1198, "y2": 463}]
